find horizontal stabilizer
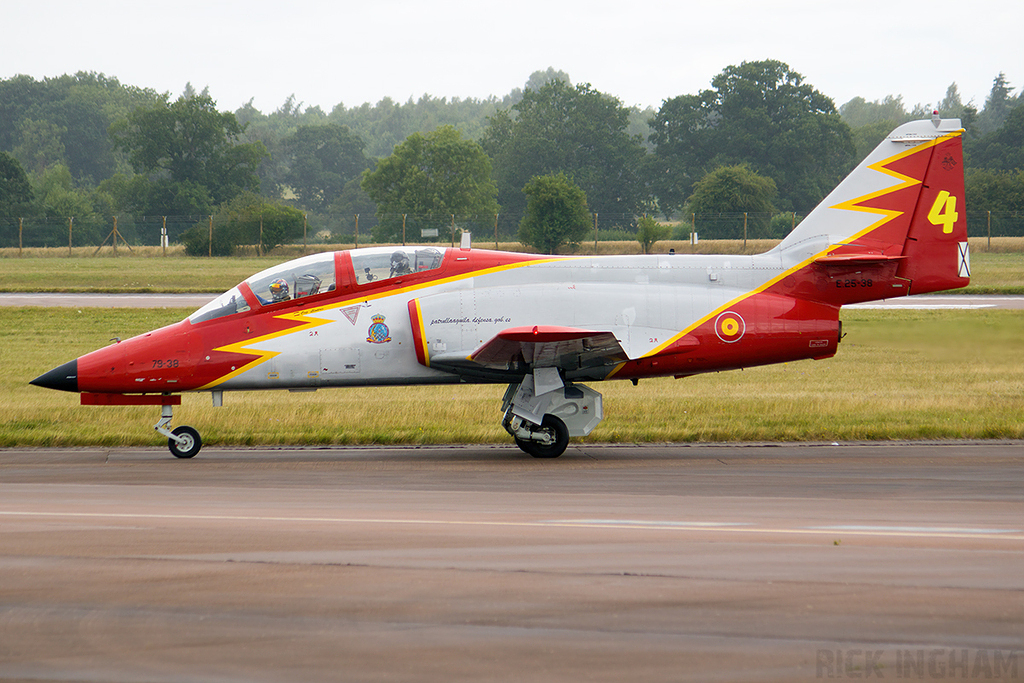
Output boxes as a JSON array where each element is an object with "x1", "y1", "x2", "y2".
[{"x1": 814, "y1": 253, "x2": 907, "y2": 265}]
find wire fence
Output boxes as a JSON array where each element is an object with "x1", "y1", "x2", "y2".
[{"x1": 1, "y1": 211, "x2": 1022, "y2": 253}]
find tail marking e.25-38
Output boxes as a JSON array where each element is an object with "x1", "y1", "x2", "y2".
[{"x1": 31, "y1": 117, "x2": 970, "y2": 458}]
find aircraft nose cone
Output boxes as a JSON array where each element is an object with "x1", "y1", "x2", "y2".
[{"x1": 30, "y1": 359, "x2": 79, "y2": 392}]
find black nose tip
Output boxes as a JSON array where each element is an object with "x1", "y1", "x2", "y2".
[{"x1": 30, "y1": 359, "x2": 79, "y2": 392}]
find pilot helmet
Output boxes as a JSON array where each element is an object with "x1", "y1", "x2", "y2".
[{"x1": 269, "y1": 278, "x2": 289, "y2": 301}]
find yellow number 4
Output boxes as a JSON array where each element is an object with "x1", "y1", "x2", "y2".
[{"x1": 928, "y1": 190, "x2": 958, "y2": 234}]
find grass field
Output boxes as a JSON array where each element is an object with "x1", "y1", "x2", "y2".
[
  {"x1": 2, "y1": 237, "x2": 1022, "y2": 293},
  {"x1": 2, "y1": 307, "x2": 1022, "y2": 448}
]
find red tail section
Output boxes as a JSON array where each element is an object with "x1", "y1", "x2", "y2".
[
  {"x1": 895, "y1": 132, "x2": 970, "y2": 294},
  {"x1": 778, "y1": 117, "x2": 969, "y2": 303}
]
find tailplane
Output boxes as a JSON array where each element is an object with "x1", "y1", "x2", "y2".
[{"x1": 777, "y1": 116, "x2": 969, "y2": 296}]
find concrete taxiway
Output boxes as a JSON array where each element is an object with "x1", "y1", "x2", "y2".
[{"x1": 1, "y1": 442, "x2": 1021, "y2": 682}]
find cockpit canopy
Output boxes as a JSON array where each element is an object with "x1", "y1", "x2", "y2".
[
  {"x1": 351, "y1": 246, "x2": 444, "y2": 284},
  {"x1": 187, "y1": 247, "x2": 445, "y2": 324}
]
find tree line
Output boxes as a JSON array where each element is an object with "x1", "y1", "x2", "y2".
[{"x1": 1, "y1": 63, "x2": 1022, "y2": 254}]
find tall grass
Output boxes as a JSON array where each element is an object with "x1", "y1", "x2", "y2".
[{"x1": 2, "y1": 308, "x2": 1023, "y2": 448}]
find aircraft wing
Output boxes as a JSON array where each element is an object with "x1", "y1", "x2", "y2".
[
  {"x1": 422, "y1": 325, "x2": 629, "y2": 380},
  {"x1": 469, "y1": 326, "x2": 628, "y2": 367}
]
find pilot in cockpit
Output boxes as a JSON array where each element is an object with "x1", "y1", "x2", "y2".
[
  {"x1": 269, "y1": 278, "x2": 290, "y2": 302},
  {"x1": 390, "y1": 251, "x2": 412, "y2": 277}
]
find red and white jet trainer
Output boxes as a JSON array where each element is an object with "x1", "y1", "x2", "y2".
[{"x1": 32, "y1": 116, "x2": 970, "y2": 458}]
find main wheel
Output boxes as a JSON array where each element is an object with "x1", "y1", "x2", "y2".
[
  {"x1": 169, "y1": 425, "x2": 202, "y2": 459},
  {"x1": 515, "y1": 415, "x2": 569, "y2": 458}
]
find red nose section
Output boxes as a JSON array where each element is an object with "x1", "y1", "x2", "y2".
[{"x1": 56, "y1": 319, "x2": 201, "y2": 394}]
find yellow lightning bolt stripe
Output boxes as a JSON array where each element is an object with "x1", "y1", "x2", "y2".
[
  {"x1": 824, "y1": 130, "x2": 959, "y2": 242},
  {"x1": 609, "y1": 130, "x2": 964, "y2": 376},
  {"x1": 196, "y1": 309, "x2": 335, "y2": 389},
  {"x1": 196, "y1": 255, "x2": 576, "y2": 389}
]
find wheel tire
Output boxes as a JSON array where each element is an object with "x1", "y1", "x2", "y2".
[
  {"x1": 169, "y1": 425, "x2": 202, "y2": 459},
  {"x1": 517, "y1": 415, "x2": 569, "y2": 458}
]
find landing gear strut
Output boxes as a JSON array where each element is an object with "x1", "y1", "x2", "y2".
[
  {"x1": 155, "y1": 402, "x2": 202, "y2": 458},
  {"x1": 501, "y1": 369, "x2": 603, "y2": 458}
]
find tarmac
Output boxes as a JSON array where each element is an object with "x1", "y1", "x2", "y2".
[{"x1": 1, "y1": 442, "x2": 1021, "y2": 682}]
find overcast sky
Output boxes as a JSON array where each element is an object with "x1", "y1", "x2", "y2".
[{"x1": 5, "y1": 0, "x2": 1020, "y2": 115}]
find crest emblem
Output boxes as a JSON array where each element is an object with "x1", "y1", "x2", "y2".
[{"x1": 366, "y1": 314, "x2": 391, "y2": 344}]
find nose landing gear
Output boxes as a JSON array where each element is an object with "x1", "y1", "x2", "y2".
[
  {"x1": 154, "y1": 401, "x2": 202, "y2": 459},
  {"x1": 81, "y1": 392, "x2": 202, "y2": 459}
]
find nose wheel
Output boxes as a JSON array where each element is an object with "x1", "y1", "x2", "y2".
[
  {"x1": 155, "y1": 402, "x2": 203, "y2": 459},
  {"x1": 168, "y1": 425, "x2": 202, "y2": 459}
]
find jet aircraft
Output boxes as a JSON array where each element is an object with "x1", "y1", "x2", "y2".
[{"x1": 32, "y1": 116, "x2": 971, "y2": 458}]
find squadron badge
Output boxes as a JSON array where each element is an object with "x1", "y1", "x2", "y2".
[{"x1": 366, "y1": 314, "x2": 391, "y2": 344}]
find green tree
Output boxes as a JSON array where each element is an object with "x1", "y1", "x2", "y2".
[
  {"x1": 283, "y1": 123, "x2": 370, "y2": 211},
  {"x1": 968, "y1": 104, "x2": 1024, "y2": 171},
  {"x1": 636, "y1": 215, "x2": 671, "y2": 254},
  {"x1": 687, "y1": 165, "x2": 777, "y2": 215},
  {"x1": 481, "y1": 79, "x2": 649, "y2": 221},
  {"x1": 12, "y1": 119, "x2": 67, "y2": 175},
  {"x1": 179, "y1": 192, "x2": 304, "y2": 256},
  {"x1": 34, "y1": 164, "x2": 98, "y2": 219},
  {"x1": 937, "y1": 83, "x2": 978, "y2": 133},
  {"x1": 518, "y1": 172, "x2": 590, "y2": 254},
  {"x1": 31, "y1": 164, "x2": 106, "y2": 244},
  {"x1": 361, "y1": 125, "x2": 498, "y2": 241},
  {"x1": 0, "y1": 151, "x2": 34, "y2": 216},
  {"x1": 0, "y1": 73, "x2": 162, "y2": 183},
  {"x1": 976, "y1": 73, "x2": 1017, "y2": 136},
  {"x1": 965, "y1": 168, "x2": 1024, "y2": 212},
  {"x1": 839, "y1": 95, "x2": 911, "y2": 128},
  {"x1": 110, "y1": 93, "x2": 267, "y2": 215},
  {"x1": 650, "y1": 60, "x2": 854, "y2": 213}
]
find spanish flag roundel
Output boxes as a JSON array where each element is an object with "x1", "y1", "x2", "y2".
[{"x1": 715, "y1": 311, "x2": 745, "y2": 343}]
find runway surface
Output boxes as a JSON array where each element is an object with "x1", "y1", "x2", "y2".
[
  {"x1": 1, "y1": 442, "x2": 1021, "y2": 682},
  {"x1": 3, "y1": 292, "x2": 1024, "y2": 310}
]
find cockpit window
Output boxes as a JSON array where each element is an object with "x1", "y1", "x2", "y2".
[
  {"x1": 352, "y1": 247, "x2": 444, "y2": 285},
  {"x1": 247, "y1": 252, "x2": 337, "y2": 306},
  {"x1": 188, "y1": 286, "x2": 251, "y2": 324}
]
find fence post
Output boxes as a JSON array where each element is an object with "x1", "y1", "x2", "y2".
[
  {"x1": 258, "y1": 214, "x2": 264, "y2": 257},
  {"x1": 303, "y1": 213, "x2": 307, "y2": 252},
  {"x1": 162, "y1": 216, "x2": 167, "y2": 256},
  {"x1": 354, "y1": 214, "x2": 359, "y2": 248},
  {"x1": 743, "y1": 212, "x2": 748, "y2": 249},
  {"x1": 68, "y1": 217, "x2": 73, "y2": 257},
  {"x1": 593, "y1": 213, "x2": 598, "y2": 253},
  {"x1": 208, "y1": 215, "x2": 213, "y2": 258},
  {"x1": 494, "y1": 213, "x2": 499, "y2": 250},
  {"x1": 451, "y1": 214, "x2": 455, "y2": 247},
  {"x1": 402, "y1": 214, "x2": 406, "y2": 246},
  {"x1": 988, "y1": 210, "x2": 991, "y2": 250},
  {"x1": 18, "y1": 217, "x2": 23, "y2": 256}
]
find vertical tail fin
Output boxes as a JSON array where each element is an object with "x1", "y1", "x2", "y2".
[{"x1": 777, "y1": 117, "x2": 969, "y2": 295}]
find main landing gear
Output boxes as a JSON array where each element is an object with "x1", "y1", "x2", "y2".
[
  {"x1": 501, "y1": 368, "x2": 603, "y2": 458},
  {"x1": 155, "y1": 401, "x2": 202, "y2": 458}
]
